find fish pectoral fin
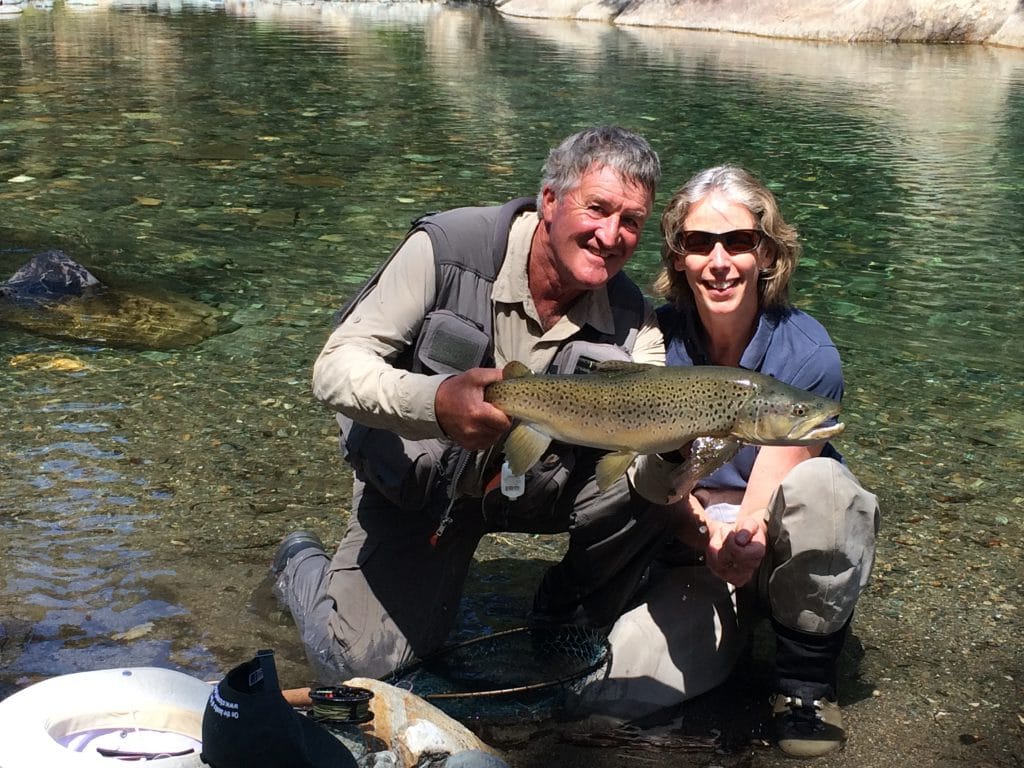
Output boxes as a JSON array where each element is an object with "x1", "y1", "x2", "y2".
[
  {"x1": 503, "y1": 424, "x2": 551, "y2": 475},
  {"x1": 595, "y1": 451, "x2": 638, "y2": 491},
  {"x1": 668, "y1": 437, "x2": 742, "y2": 499}
]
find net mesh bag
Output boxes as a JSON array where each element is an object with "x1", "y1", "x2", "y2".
[{"x1": 384, "y1": 625, "x2": 610, "y2": 724}]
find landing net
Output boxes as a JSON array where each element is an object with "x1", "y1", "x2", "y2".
[{"x1": 385, "y1": 625, "x2": 610, "y2": 724}]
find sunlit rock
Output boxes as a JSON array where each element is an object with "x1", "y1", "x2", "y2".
[
  {"x1": 344, "y1": 677, "x2": 502, "y2": 766},
  {"x1": 496, "y1": 0, "x2": 1024, "y2": 46}
]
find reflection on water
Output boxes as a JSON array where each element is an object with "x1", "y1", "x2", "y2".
[
  {"x1": 1, "y1": 395, "x2": 193, "y2": 677},
  {"x1": 0, "y1": 1, "x2": 1021, "y2": 712}
]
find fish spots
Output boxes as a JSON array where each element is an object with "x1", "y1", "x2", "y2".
[{"x1": 484, "y1": 362, "x2": 840, "y2": 470}]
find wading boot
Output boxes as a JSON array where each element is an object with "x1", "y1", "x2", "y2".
[{"x1": 771, "y1": 618, "x2": 849, "y2": 758}]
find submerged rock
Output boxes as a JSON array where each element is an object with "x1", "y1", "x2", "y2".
[{"x1": 0, "y1": 250, "x2": 230, "y2": 350}]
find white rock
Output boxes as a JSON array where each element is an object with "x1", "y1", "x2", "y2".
[{"x1": 344, "y1": 677, "x2": 502, "y2": 767}]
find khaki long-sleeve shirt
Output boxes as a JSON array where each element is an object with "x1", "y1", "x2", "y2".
[{"x1": 312, "y1": 210, "x2": 665, "y2": 439}]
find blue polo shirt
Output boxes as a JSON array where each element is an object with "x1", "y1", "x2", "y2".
[{"x1": 656, "y1": 305, "x2": 845, "y2": 491}]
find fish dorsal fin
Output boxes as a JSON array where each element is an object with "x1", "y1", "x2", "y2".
[
  {"x1": 502, "y1": 423, "x2": 551, "y2": 475},
  {"x1": 595, "y1": 450, "x2": 638, "y2": 491},
  {"x1": 501, "y1": 360, "x2": 532, "y2": 379},
  {"x1": 591, "y1": 360, "x2": 654, "y2": 374}
]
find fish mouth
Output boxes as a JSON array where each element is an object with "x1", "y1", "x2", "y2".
[
  {"x1": 786, "y1": 420, "x2": 845, "y2": 443},
  {"x1": 743, "y1": 413, "x2": 845, "y2": 446}
]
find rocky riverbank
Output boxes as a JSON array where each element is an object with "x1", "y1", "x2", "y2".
[{"x1": 492, "y1": 0, "x2": 1024, "y2": 49}]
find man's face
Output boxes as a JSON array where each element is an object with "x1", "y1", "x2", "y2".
[{"x1": 539, "y1": 164, "x2": 653, "y2": 293}]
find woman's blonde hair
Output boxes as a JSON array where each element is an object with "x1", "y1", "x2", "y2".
[{"x1": 652, "y1": 165, "x2": 800, "y2": 312}]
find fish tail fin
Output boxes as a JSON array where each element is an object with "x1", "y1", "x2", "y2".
[
  {"x1": 501, "y1": 360, "x2": 532, "y2": 379},
  {"x1": 503, "y1": 423, "x2": 551, "y2": 475},
  {"x1": 595, "y1": 450, "x2": 638, "y2": 491}
]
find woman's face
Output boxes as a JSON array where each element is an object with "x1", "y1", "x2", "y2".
[{"x1": 673, "y1": 191, "x2": 771, "y2": 322}]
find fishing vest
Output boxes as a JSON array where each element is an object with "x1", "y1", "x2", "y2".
[{"x1": 337, "y1": 197, "x2": 647, "y2": 512}]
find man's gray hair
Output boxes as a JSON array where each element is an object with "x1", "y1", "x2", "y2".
[{"x1": 538, "y1": 125, "x2": 660, "y2": 210}]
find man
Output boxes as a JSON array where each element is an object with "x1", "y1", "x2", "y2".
[{"x1": 272, "y1": 126, "x2": 668, "y2": 683}]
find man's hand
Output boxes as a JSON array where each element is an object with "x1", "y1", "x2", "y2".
[
  {"x1": 435, "y1": 368, "x2": 512, "y2": 450},
  {"x1": 706, "y1": 516, "x2": 767, "y2": 587}
]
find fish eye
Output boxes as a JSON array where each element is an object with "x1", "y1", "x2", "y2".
[{"x1": 792, "y1": 404, "x2": 807, "y2": 417}]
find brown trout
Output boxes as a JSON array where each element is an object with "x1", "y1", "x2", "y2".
[{"x1": 484, "y1": 361, "x2": 844, "y2": 490}]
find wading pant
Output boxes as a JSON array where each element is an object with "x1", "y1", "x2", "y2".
[
  {"x1": 577, "y1": 457, "x2": 880, "y2": 719},
  {"x1": 275, "y1": 456, "x2": 673, "y2": 683}
]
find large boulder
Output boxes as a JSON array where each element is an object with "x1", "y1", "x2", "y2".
[{"x1": 495, "y1": 0, "x2": 1024, "y2": 46}]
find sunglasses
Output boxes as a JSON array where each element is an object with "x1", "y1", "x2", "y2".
[{"x1": 676, "y1": 229, "x2": 763, "y2": 255}]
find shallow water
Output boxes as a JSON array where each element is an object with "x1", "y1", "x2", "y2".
[{"x1": 0, "y1": 1, "x2": 1022, "y2": 756}]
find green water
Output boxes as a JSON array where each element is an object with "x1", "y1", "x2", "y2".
[{"x1": 0, "y1": 1, "x2": 1021, "y2": 706}]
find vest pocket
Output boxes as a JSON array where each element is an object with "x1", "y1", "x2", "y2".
[{"x1": 340, "y1": 415, "x2": 451, "y2": 512}]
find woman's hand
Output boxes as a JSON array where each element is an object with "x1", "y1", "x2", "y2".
[{"x1": 706, "y1": 516, "x2": 767, "y2": 587}]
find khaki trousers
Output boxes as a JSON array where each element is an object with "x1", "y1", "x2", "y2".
[
  {"x1": 577, "y1": 457, "x2": 880, "y2": 719},
  {"x1": 276, "y1": 454, "x2": 673, "y2": 683}
]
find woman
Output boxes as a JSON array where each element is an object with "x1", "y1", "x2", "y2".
[
  {"x1": 584, "y1": 167, "x2": 880, "y2": 759},
  {"x1": 653, "y1": 165, "x2": 846, "y2": 591}
]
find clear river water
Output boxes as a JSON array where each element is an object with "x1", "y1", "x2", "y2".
[{"x1": 0, "y1": 2, "x2": 1022, "y2": 764}]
